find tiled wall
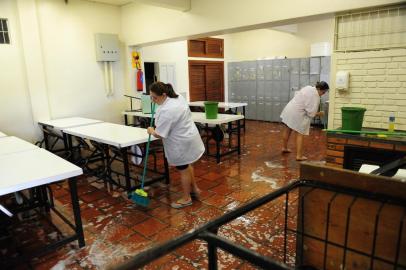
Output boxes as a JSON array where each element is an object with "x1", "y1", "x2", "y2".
[{"x1": 330, "y1": 49, "x2": 406, "y2": 131}]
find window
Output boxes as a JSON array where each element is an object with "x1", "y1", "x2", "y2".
[
  {"x1": 0, "y1": 19, "x2": 10, "y2": 44},
  {"x1": 334, "y1": 5, "x2": 406, "y2": 51}
]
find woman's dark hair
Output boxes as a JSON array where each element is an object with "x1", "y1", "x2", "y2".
[
  {"x1": 316, "y1": 81, "x2": 329, "y2": 91},
  {"x1": 149, "y1": 82, "x2": 179, "y2": 98}
]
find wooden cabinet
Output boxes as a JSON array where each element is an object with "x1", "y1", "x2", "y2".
[
  {"x1": 188, "y1": 60, "x2": 224, "y2": 102},
  {"x1": 188, "y1": 38, "x2": 224, "y2": 58}
]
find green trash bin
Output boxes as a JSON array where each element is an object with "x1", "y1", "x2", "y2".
[
  {"x1": 341, "y1": 107, "x2": 366, "y2": 131},
  {"x1": 204, "y1": 101, "x2": 219, "y2": 119}
]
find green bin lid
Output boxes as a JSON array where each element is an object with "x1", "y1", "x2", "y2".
[
  {"x1": 204, "y1": 101, "x2": 219, "y2": 105},
  {"x1": 341, "y1": 107, "x2": 366, "y2": 111}
]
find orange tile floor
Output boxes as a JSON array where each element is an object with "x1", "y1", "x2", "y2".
[{"x1": 2, "y1": 121, "x2": 326, "y2": 269}]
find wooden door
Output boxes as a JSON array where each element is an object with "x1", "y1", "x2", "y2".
[{"x1": 188, "y1": 60, "x2": 224, "y2": 102}]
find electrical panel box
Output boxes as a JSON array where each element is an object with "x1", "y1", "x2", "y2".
[
  {"x1": 95, "y1": 33, "x2": 120, "y2": 61},
  {"x1": 336, "y1": 71, "x2": 350, "y2": 90}
]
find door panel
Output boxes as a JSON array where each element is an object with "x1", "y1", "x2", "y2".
[{"x1": 189, "y1": 61, "x2": 224, "y2": 102}]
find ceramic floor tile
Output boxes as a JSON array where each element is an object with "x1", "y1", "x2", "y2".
[{"x1": 1, "y1": 121, "x2": 328, "y2": 269}]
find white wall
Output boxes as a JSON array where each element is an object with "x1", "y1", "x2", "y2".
[
  {"x1": 37, "y1": 0, "x2": 126, "y2": 122},
  {"x1": 135, "y1": 41, "x2": 189, "y2": 99},
  {"x1": 220, "y1": 17, "x2": 334, "y2": 61},
  {"x1": 0, "y1": 0, "x2": 37, "y2": 141},
  {"x1": 0, "y1": 0, "x2": 126, "y2": 141}
]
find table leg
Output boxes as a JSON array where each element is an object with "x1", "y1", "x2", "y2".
[
  {"x1": 124, "y1": 115, "x2": 128, "y2": 126},
  {"x1": 68, "y1": 177, "x2": 85, "y2": 247},
  {"x1": 237, "y1": 120, "x2": 241, "y2": 155},
  {"x1": 163, "y1": 153, "x2": 170, "y2": 185},
  {"x1": 121, "y1": 147, "x2": 131, "y2": 191},
  {"x1": 216, "y1": 125, "x2": 221, "y2": 163}
]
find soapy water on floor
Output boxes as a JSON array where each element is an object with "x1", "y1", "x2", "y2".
[{"x1": 251, "y1": 167, "x2": 280, "y2": 189}]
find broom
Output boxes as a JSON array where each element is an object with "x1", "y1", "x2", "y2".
[{"x1": 130, "y1": 103, "x2": 156, "y2": 207}]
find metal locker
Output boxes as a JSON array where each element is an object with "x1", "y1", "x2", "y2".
[
  {"x1": 234, "y1": 65, "x2": 242, "y2": 81},
  {"x1": 290, "y1": 58, "x2": 300, "y2": 74},
  {"x1": 248, "y1": 100, "x2": 257, "y2": 120},
  {"x1": 241, "y1": 62, "x2": 249, "y2": 81},
  {"x1": 264, "y1": 81, "x2": 272, "y2": 102},
  {"x1": 264, "y1": 60, "x2": 273, "y2": 80},
  {"x1": 256, "y1": 60, "x2": 265, "y2": 81},
  {"x1": 271, "y1": 102, "x2": 282, "y2": 122},
  {"x1": 299, "y1": 74, "x2": 310, "y2": 88},
  {"x1": 265, "y1": 102, "x2": 272, "y2": 121},
  {"x1": 290, "y1": 74, "x2": 299, "y2": 91},
  {"x1": 272, "y1": 81, "x2": 281, "y2": 102},
  {"x1": 310, "y1": 74, "x2": 320, "y2": 86},
  {"x1": 320, "y1": 56, "x2": 331, "y2": 75},
  {"x1": 256, "y1": 80, "x2": 265, "y2": 101},
  {"x1": 300, "y1": 58, "x2": 310, "y2": 74},
  {"x1": 280, "y1": 81, "x2": 290, "y2": 102},
  {"x1": 257, "y1": 101, "x2": 265, "y2": 121},
  {"x1": 281, "y1": 59, "x2": 290, "y2": 81},
  {"x1": 248, "y1": 61, "x2": 257, "y2": 81},
  {"x1": 272, "y1": 59, "x2": 281, "y2": 80},
  {"x1": 310, "y1": 57, "x2": 321, "y2": 74}
]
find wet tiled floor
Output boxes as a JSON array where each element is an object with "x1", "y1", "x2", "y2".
[{"x1": 1, "y1": 121, "x2": 326, "y2": 269}]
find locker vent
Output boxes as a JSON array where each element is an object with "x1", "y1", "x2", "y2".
[{"x1": 0, "y1": 19, "x2": 10, "y2": 44}]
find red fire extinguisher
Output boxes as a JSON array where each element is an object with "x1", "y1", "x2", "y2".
[{"x1": 136, "y1": 69, "x2": 143, "y2": 91}]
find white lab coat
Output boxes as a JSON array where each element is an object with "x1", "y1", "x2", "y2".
[
  {"x1": 280, "y1": 86, "x2": 320, "y2": 135},
  {"x1": 155, "y1": 95, "x2": 205, "y2": 166}
]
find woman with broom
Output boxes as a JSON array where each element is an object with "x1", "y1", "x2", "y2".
[{"x1": 147, "y1": 82, "x2": 205, "y2": 209}]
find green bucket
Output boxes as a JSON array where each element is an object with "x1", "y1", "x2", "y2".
[
  {"x1": 204, "y1": 101, "x2": 219, "y2": 119},
  {"x1": 341, "y1": 107, "x2": 366, "y2": 131}
]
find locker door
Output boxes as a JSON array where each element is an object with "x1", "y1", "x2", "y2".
[
  {"x1": 310, "y1": 57, "x2": 321, "y2": 74},
  {"x1": 257, "y1": 101, "x2": 265, "y2": 121},
  {"x1": 257, "y1": 80, "x2": 265, "y2": 102},
  {"x1": 280, "y1": 81, "x2": 290, "y2": 102},
  {"x1": 271, "y1": 102, "x2": 281, "y2": 122},
  {"x1": 248, "y1": 100, "x2": 257, "y2": 120},
  {"x1": 272, "y1": 59, "x2": 281, "y2": 80},
  {"x1": 320, "y1": 56, "x2": 331, "y2": 75},
  {"x1": 281, "y1": 59, "x2": 290, "y2": 81},
  {"x1": 299, "y1": 75, "x2": 310, "y2": 88},
  {"x1": 257, "y1": 60, "x2": 265, "y2": 81},
  {"x1": 310, "y1": 74, "x2": 320, "y2": 86},
  {"x1": 264, "y1": 81, "x2": 272, "y2": 102},
  {"x1": 265, "y1": 102, "x2": 272, "y2": 121},
  {"x1": 300, "y1": 58, "x2": 310, "y2": 74},
  {"x1": 290, "y1": 58, "x2": 300, "y2": 75},
  {"x1": 272, "y1": 81, "x2": 281, "y2": 102},
  {"x1": 264, "y1": 61, "x2": 273, "y2": 80}
]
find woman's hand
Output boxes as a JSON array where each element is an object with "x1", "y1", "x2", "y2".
[
  {"x1": 316, "y1": 111, "x2": 325, "y2": 117},
  {"x1": 147, "y1": 127, "x2": 155, "y2": 135}
]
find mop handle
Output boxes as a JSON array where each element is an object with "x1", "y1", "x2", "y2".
[{"x1": 141, "y1": 103, "x2": 156, "y2": 190}]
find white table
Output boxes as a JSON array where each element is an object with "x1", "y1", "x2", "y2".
[
  {"x1": 38, "y1": 117, "x2": 103, "y2": 152},
  {"x1": 0, "y1": 131, "x2": 7, "y2": 138},
  {"x1": 189, "y1": 101, "x2": 247, "y2": 131},
  {"x1": 0, "y1": 136, "x2": 38, "y2": 156},
  {"x1": 122, "y1": 111, "x2": 244, "y2": 124},
  {"x1": 64, "y1": 122, "x2": 156, "y2": 148},
  {"x1": 122, "y1": 111, "x2": 244, "y2": 163},
  {"x1": 64, "y1": 122, "x2": 168, "y2": 191},
  {"x1": 189, "y1": 101, "x2": 248, "y2": 110},
  {"x1": 0, "y1": 148, "x2": 85, "y2": 264},
  {"x1": 38, "y1": 117, "x2": 103, "y2": 130}
]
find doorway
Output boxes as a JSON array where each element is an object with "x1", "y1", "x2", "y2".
[{"x1": 144, "y1": 62, "x2": 158, "y2": 94}]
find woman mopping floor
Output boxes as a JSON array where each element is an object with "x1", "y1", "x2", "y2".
[
  {"x1": 147, "y1": 82, "x2": 205, "y2": 209},
  {"x1": 280, "y1": 81, "x2": 329, "y2": 161}
]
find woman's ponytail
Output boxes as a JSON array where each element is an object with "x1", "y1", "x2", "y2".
[
  {"x1": 149, "y1": 81, "x2": 179, "y2": 98},
  {"x1": 165, "y1": 83, "x2": 179, "y2": 98}
]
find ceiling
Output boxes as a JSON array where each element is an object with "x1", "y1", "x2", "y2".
[{"x1": 84, "y1": 0, "x2": 134, "y2": 6}]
